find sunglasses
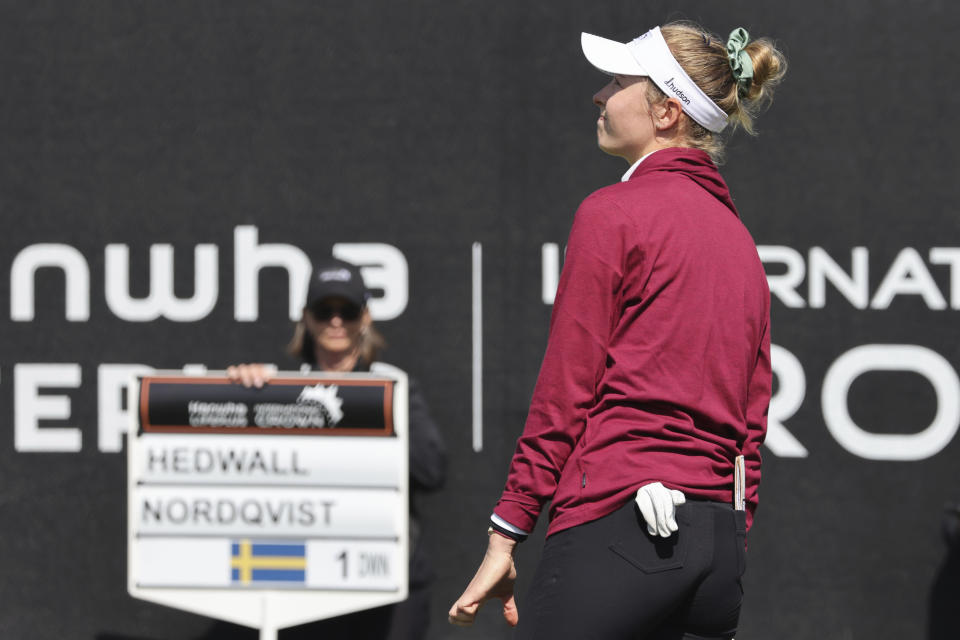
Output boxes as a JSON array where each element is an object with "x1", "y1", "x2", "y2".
[{"x1": 309, "y1": 302, "x2": 363, "y2": 322}]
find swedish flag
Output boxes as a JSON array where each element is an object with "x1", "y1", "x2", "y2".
[{"x1": 230, "y1": 540, "x2": 306, "y2": 586}]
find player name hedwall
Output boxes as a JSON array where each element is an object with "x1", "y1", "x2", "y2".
[{"x1": 147, "y1": 446, "x2": 309, "y2": 476}]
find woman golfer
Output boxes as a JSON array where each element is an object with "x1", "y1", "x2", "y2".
[{"x1": 449, "y1": 21, "x2": 785, "y2": 639}]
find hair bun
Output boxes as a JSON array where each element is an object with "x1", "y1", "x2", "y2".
[
  {"x1": 657, "y1": 21, "x2": 787, "y2": 160},
  {"x1": 743, "y1": 38, "x2": 787, "y2": 105}
]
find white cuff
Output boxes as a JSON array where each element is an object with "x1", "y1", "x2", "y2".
[{"x1": 490, "y1": 513, "x2": 530, "y2": 536}]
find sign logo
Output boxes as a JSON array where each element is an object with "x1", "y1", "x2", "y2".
[{"x1": 297, "y1": 384, "x2": 345, "y2": 426}]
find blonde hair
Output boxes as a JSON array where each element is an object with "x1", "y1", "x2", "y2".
[
  {"x1": 286, "y1": 319, "x2": 386, "y2": 367},
  {"x1": 647, "y1": 21, "x2": 787, "y2": 163}
]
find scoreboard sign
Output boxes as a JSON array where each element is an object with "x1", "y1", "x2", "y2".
[{"x1": 127, "y1": 369, "x2": 409, "y2": 640}]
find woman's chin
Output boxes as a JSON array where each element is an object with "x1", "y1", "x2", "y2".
[
  {"x1": 318, "y1": 339, "x2": 355, "y2": 355},
  {"x1": 596, "y1": 139, "x2": 623, "y2": 159}
]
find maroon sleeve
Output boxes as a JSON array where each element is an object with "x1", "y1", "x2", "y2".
[
  {"x1": 493, "y1": 194, "x2": 625, "y2": 532},
  {"x1": 743, "y1": 313, "x2": 771, "y2": 532}
]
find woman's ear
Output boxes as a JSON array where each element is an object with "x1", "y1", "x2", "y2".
[
  {"x1": 653, "y1": 97, "x2": 684, "y2": 132},
  {"x1": 362, "y1": 307, "x2": 373, "y2": 330}
]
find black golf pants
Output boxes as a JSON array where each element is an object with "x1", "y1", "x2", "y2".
[{"x1": 517, "y1": 499, "x2": 746, "y2": 640}]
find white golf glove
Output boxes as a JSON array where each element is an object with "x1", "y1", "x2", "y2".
[{"x1": 635, "y1": 482, "x2": 686, "y2": 537}]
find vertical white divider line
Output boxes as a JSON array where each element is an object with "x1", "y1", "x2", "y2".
[
  {"x1": 472, "y1": 242, "x2": 483, "y2": 452},
  {"x1": 541, "y1": 242, "x2": 560, "y2": 304}
]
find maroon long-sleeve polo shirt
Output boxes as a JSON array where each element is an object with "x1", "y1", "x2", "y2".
[{"x1": 494, "y1": 147, "x2": 771, "y2": 538}]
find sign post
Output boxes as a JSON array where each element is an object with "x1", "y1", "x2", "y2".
[{"x1": 127, "y1": 370, "x2": 409, "y2": 638}]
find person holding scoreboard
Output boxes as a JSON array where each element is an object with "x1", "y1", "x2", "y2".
[{"x1": 226, "y1": 257, "x2": 447, "y2": 640}]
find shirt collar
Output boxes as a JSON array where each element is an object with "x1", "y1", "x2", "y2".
[{"x1": 621, "y1": 150, "x2": 657, "y2": 182}]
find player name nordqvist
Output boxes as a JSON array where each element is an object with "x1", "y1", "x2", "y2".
[{"x1": 147, "y1": 446, "x2": 309, "y2": 476}]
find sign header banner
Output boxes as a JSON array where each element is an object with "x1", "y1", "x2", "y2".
[{"x1": 139, "y1": 376, "x2": 395, "y2": 436}]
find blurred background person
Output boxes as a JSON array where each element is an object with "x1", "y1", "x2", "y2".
[
  {"x1": 224, "y1": 257, "x2": 447, "y2": 640},
  {"x1": 928, "y1": 501, "x2": 960, "y2": 639}
]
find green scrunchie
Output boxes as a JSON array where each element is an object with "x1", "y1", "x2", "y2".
[{"x1": 726, "y1": 27, "x2": 753, "y2": 98}]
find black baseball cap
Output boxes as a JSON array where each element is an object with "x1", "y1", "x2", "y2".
[{"x1": 305, "y1": 258, "x2": 370, "y2": 308}]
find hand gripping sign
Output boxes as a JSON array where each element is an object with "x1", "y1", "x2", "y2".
[{"x1": 127, "y1": 366, "x2": 409, "y2": 640}]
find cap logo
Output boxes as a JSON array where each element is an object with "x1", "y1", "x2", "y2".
[
  {"x1": 319, "y1": 268, "x2": 352, "y2": 283},
  {"x1": 663, "y1": 77, "x2": 691, "y2": 105}
]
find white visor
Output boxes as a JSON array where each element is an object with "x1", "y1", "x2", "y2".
[{"x1": 581, "y1": 27, "x2": 728, "y2": 133}]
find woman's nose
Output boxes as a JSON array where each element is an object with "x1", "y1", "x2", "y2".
[{"x1": 593, "y1": 82, "x2": 612, "y2": 107}]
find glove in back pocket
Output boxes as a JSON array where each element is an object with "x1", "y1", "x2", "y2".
[{"x1": 609, "y1": 504, "x2": 689, "y2": 574}]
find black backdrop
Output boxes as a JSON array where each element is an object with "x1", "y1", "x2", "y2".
[{"x1": 2, "y1": 1, "x2": 960, "y2": 638}]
